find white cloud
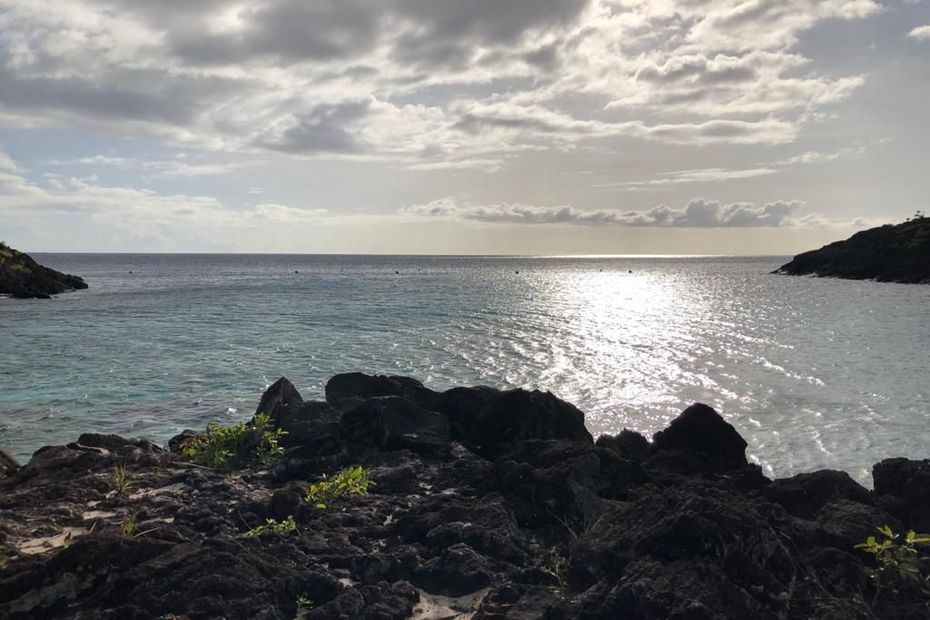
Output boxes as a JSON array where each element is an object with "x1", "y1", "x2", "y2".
[
  {"x1": 46, "y1": 155, "x2": 246, "y2": 178},
  {"x1": 774, "y1": 146, "x2": 865, "y2": 166},
  {"x1": 908, "y1": 25, "x2": 930, "y2": 40},
  {"x1": 0, "y1": 151, "x2": 24, "y2": 173},
  {"x1": 596, "y1": 167, "x2": 777, "y2": 190},
  {"x1": 402, "y1": 197, "x2": 844, "y2": 228}
]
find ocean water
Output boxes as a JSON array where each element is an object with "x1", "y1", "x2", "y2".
[{"x1": 1, "y1": 254, "x2": 928, "y2": 483}]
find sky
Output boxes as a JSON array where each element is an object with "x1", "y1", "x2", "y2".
[{"x1": 0, "y1": 0, "x2": 928, "y2": 254}]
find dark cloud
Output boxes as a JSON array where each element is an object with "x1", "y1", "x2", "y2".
[{"x1": 259, "y1": 100, "x2": 372, "y2": 154}]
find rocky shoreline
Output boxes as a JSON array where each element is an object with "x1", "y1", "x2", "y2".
[
  {"x1": 1, "y1": 374, "x2": 928, "y2": 619},
  {"x1": 0, "y1": 242, "x2": 88, "y2": 299},
  {"x1": 775, "y1": 216, "x2": 930, "y2": 284}
]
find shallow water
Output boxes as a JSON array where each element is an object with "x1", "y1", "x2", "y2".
[{"x1": 2, "y1": 254, "x2": 928, "y2": 483}]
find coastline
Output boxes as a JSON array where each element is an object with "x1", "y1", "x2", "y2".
[{"x1": 2, "y1": 374, "x2": 927, "y2": 619}]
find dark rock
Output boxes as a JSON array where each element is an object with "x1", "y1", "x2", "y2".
[
  {"x1": 325, "y1": 373, "x2": 440, "y2": 410},
  {"x1": 813, "y1": 499, "x2": 903, "y2": 550},
  {"x1": 2, "y1": 375, "x2": 924, "y2": 620},
  {"x1": 466, "y1": 388, "x2": 593, "y2": 456},
  {"x1": 436, "y1": 385, "x2": 501, "y2": 440},
  {"x1": 0, "y1": 446, "x2": 21, "y2": 477},
  {"x1": 413, "y1": 543, "x2": 493, "y2": 596},
  {"x1": 340, "y1": 396, "x2": 451, "y2": 455},
  {"x1": 595, "y1": 429, "x2": 653, "y2": 462},
  {"x1": 254, "y1": 376, "x2": 304, "y2": 422},
  {"x1": 764, "y1": 470, "x2": 873, "y2": 519},
  {"x1": 167, "y1": 429, "x2": 204, "y2": 453},
  {"x1": 775, "y1": 216, "x2": 930, "y2": 284},
  {"x1": 652, "y1": 403, "x2": 748, "y2": 471},
  {"x1": 569, "y1": 483, "x2": 797, "y2": 619},
  {"x1": 0, "y1": 242, "x2": 88, "y2": 299},
  {"x1": 493, "y1": 440, "x2": 649, "y2": 527},
  {"x1": 873, "y1": 458, "x2": 930, "y2": 531}
]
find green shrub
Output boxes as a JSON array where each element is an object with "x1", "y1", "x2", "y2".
[
  {"x1": 180, "y1": 412, "x2": 287, "y2": 469},
  {"x1": 855, "y1": 525, "x2": 930, "y2": 601},
  {"x1": 305, "y1": 465, "x2": 374, "y2": 509},
  {"x1": 243, "y1": 515, "x2": 298, "y2": 538}
]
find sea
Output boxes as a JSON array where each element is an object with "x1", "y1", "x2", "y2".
[{"x1": 2, "y1": 254, "x2": 928, "y2": 484}]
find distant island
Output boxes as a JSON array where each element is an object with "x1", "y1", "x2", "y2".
[
  {"x1": 776, "y1": 213, "x2": 930, "y2": 284},
  {"x1": 0, "y1": 242, "x2": 88, "y2": 299}
]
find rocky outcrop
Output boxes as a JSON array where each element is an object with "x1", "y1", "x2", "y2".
[
  {"x1": 0, "y1": 242, "x2": 88, "y2": 299},
  {"x1": 775, "y1": 217, "x2": 930, "y2": 283},
  {"x1": 1, "y1": 374, "x2": 928, "y2": 619}
]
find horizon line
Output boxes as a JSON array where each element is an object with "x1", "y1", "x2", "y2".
[{"x1": 27, "y1": 250, "x2": 794, "y2": 258}]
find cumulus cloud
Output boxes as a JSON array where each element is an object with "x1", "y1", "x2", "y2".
[
  {"x1": 403, "y1": 197, "x2": 833, "y2": 228},
  {"x1": 909, "y1": 25, "x2": 930, "y2": 40},
  {"x1": 0, "y1": 0, "x2": 885, "y2": 167}
]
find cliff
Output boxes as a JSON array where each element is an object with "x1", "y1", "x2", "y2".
[
  {"x1": 0, "y1": 242, "x2": 88, "y2": 299},
  {"x1": 1, "y1": 373, "x2": 928, "y2": 619},
  {"x1": 775, "y1": 217, "x2": 930, "y2": 284}
]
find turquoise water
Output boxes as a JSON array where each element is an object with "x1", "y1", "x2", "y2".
[{"x1": 2, "y1": 254, "x2": 928, "y2": 482}]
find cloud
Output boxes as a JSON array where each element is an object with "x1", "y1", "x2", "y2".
[
  {"x1": 0, "y1": 151, "x2": 24, "y2": 173},
  {"x1": 0, "y1": 155, "x2": 326, "y2": 232},
  {"x1": 908, "y1": 25, "x2": 930, "y2": 40},
  {"x1": 45, "y1": 155, "x2": 247, "y2": 179},
  {"x1": 403, "y1": 197, "x2": 838, "y2": 228},
  {"x1": 773, "y1": 146, "x2": 865, "y2": 166},
  {"x1": 596, "y1": 167, "x2": 777, "y2": 189},
  {"x1": 0, "y1": 0, "x2": 883, "y2": 167}
]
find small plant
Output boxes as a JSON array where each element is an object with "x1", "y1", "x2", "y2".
[
  {"x1": 180, "y1": 412, "x2": 287, "y2": 469},
  {"x1": 121, "y1": 512, "x2": 139, "y2": 537},
  {"x1": 540, "y1": 546, "x2": 570, "y2": 595},
  {"x1": 243, "y1": 515, "x2": 298, "y2": 538},
  {"x1": 113, "y1": 463, "x2": 133, "y2": 495},
  {"x1": 855, "y1": 525, "x2": 930, "y2": 603},
  {"x1": 294, "y1": 595, "x2": 314, "y2": 620},
  {"x1": 305, "y1": 465, "x2": 374, "y2": 509}
]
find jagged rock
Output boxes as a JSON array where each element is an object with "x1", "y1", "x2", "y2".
[
  {"x1": 0, "y1": 242, "x2": 88, "y2": 299},
  {"x1": 325, "y1": 373, "x2": 439, "y2": 410},
  {"x1": 412, "y1": 543, "x2": 494, "y2": 596},
  {"x1": 568, "y1": 482, "x2": 797, "y2": 619},
  {"x1": 167, "y1": 429, "x2": 204, "y2": 453},
  {"x1": 595, "y1": 429, "x2": 653, "y2": 462},
  {"x1": 2, "y1": 374, "x2": 926, "y2": 620},
  {"x1": 813, "y1": 499, "x2": 903, "y2": 550},
  {"x1": 872, "y1": 457, "x2": 930, "y2": 531},
  {"x1": 652, "y1": 403, "x2": 748, "y2": 471},
  {"x1": 764, "y1": 470, "x2": 873, "y2": 519},
  {"x1": 465, "y1": 388, "x2": 593, "y2": 456},
  {"x1": 255, "y1": 377, "x2": 304, "y2": 422},
  {"x1": 493, "y1": 440, "x2": 649, "y2": 527},
  {"x1": 340, "y1": 396, "x2": 451, "y2": 455},
  {"x1": 0, "y1": 447, "x2": 21, "y2": 477}
]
